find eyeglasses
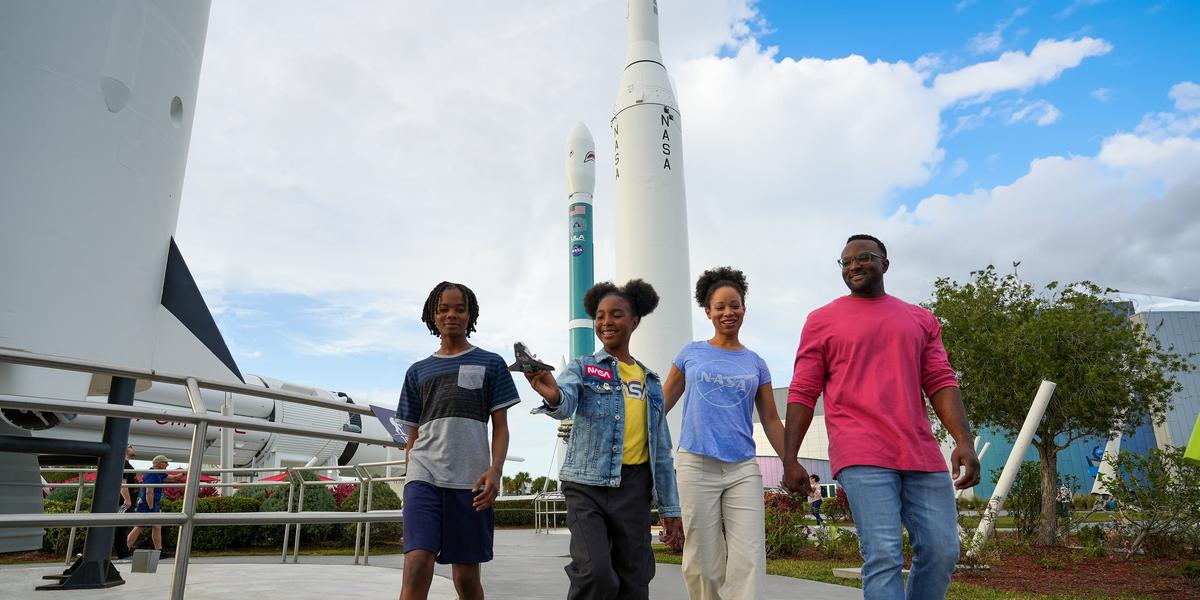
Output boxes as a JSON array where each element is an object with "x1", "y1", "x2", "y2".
[{"x1": 836, "y1": 252, "x2": 885, "y2": 268}]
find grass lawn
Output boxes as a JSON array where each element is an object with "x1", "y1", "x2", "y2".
[{"x1": 651, "y1": 547, "x2": 1155, "y2": 600}]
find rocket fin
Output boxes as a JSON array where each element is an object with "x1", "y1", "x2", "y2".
[{"x1": 158, "y1": 238, "x2": 243, "y2": 382}]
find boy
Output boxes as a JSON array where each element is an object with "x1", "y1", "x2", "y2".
[{"x1": 397, "y1": 282, "x2": 518, "y2": 600}]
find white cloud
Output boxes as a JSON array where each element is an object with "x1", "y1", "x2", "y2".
[
  {"x1": 968, "y1": 30, "x2": 1004, "y2": 55},
  {"x1": 967, "y1": 6, "x2": 1030, "y2": 55},
  {"x1": 949, "y1": 158, "x2": 969, "y2": 177},
  {"x1": 1170, "y1": 81, "x2": 1200, "y2": 112},
  {"x1": 1009, "y1": 99, "x2": 1062, "y2": 126},
  {"x1": 933, "y1": 38, "x2": 1112, "y2": 103},
  {"x1": 955, "y1": 0, "x2": 977, "y2": 12},
  {"x1": 1092, "y1": 87, "x2": 1112, "y2": 102},
  {"x1": 1058, "y1": 0, "x2": 1107, "y2": 18}
]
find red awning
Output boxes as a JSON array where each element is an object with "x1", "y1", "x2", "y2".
[{"x1": 258, "y1": 472, "x2": 334, "y2": 482}]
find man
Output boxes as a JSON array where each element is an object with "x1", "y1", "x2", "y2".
[
  {"x1": 782, "y1": 234, "x2": 980, "y2": 599},
  {"x1": 126, "y1": 454, "x2": 181, "y2": 556},
  {"x1": 111, "y1": 444, "x2": 137, "y2": 561}
]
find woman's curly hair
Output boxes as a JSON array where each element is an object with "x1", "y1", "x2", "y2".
[
  {"x1": 583, "y1": 279, "x2": 660, "y2": 318},
  {"x1": 693, "y1": 266, "x2": 748, "y2": 308}
]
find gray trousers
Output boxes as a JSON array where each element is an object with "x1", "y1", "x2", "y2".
[{"x1": 562, "y1": 463, "x2": 656, "y2": 600}]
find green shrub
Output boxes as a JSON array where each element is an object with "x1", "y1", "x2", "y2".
[
  {"x1": 1099, "y1": 447, "x2": 1200, "y2": 560},
  {"x1": 259, "y1": 472, "x2": 339, "y2": 545},
  {"x1": 338, "y1": 482, "x2": 403, "y2": 545},
  {"x1": 46, "y1": 485, "x2": 92, "y2": 504},
  {"x1": 991, "y1": 461, "x2": 1042, "y2": 542},
  {"x1": 814, "y1": 524, "x2": 859, "y2": 559},
  {"x1": 495, "y1": 509, "x2": 534, "y2": 527},
  {"x1": 189, "y1": 496, "x2": 263, "y2": 550},
  {"x1": 764, "y1": 507, "x2": 810, "y2": 558},
  {"x1": 233, "y1": 483, "x2": 278, "y2": 502},
  {"x1": 42, "y1": 499, "x2": 92, "y2": 553}
]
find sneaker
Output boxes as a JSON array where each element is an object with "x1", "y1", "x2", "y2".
[{"x1": 114, "y1": 556, "x2": 132, "y2": 564}]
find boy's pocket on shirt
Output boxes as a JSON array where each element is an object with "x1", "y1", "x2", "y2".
[{"x1": 458, "y1": 365, "x2": 486, "y2": 390}]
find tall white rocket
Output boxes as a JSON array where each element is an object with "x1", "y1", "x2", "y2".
[{"x1": 613, "y1": 0, "x2": 692, "y2": 421}]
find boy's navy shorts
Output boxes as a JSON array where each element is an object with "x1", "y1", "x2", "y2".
[{"x1": 402, "y1": 480, "x2": 494, "y2": 564}]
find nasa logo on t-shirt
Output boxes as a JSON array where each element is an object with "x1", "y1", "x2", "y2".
[
  {"x1": 696, "y1": 359, "x2": 755, "y2": 408},
  {"x1": 622, "y1": 378, "x2": 644, "y2": 400}
]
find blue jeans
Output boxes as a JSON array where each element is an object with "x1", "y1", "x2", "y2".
[{"x1": 836, "y1": 466, "x2": 959, "y2": 600}]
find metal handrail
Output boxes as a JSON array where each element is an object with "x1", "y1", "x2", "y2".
[
  {"x1": 534, "y1": 490, "x2": 567, "y2": 533},
  {"x1": 352, "y1": 459, "x2": 407, "y2": 565},
  {"x1": 42, "y1": 467, "x2": 296, "y2": 563},
  {"x1": 0, "y1": 348, "x2": 406, "y2": 600},
  {"x1": 0, "y1": 348, "x2": 374, "y2": 416}
]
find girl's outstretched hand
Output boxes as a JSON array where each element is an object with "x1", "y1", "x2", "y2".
[{"x1": 524, "y1": 370, "x2": 560, "y2": 404}]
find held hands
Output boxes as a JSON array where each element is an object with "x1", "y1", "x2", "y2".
[
  {"x1": 950, "y1": 443, "x2": 981, "y2": 490},
  {"x1": 524, "y1": 371, "x2": 560, "y2": 404},
  {"x1": 472, "y1": 467, "x2": 501, "y2": 511},
  {"x1": 781, "y1": 459, "x2": 812, "y2": 497},
  {"x1": 659, "y1": 517, "x2": 684, "y2": 551}
]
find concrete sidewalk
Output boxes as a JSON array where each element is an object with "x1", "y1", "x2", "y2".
[{"x1": 0, "y1": 529, "x2": 862, "y2": 599}]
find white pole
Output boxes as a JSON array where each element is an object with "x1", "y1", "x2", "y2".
[
  {"x1": 1090, "y1": 431, "x2": 1122, "y2": 496},
  {"x1": 974, "y1": 380, "x2": 1056, "y2": 544},
  {"x1": 221, "y1": 392, "x2": 234, "y2": 495}
]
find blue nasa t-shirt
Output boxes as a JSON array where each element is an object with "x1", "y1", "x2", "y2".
[{"x1": 673, "y1": 341, "x2": 772, "y2": 462}]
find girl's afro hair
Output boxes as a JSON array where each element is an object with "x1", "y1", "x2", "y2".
[
  {"x1": 583, "y1": 279, "x2": 659, "y2": 318},
  {"x1": 693, "y1": 266, "x2": 748, "y2": 308}
]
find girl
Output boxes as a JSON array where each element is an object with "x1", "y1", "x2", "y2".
[
  {"x1": 663, "y1": 267, "x2": 785, "y2": 600},
  {"x1": 528, "y1": 280, "x2": 683, "y2": 600}
]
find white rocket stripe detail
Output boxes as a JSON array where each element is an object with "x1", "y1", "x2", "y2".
[{"x1": 568, "y1": 319, "x2": 594, "y2": 329}]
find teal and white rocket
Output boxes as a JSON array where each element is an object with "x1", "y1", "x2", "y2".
[{"x1": 566, "y1": 123, "x2": 596, "y2": 359}]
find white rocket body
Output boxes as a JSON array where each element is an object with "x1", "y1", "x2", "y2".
[
  {"x1": 0, "y1": 1, "x2": 237, "y2": 408},
  {"x1": 612, "y1": 0, "x2": 692, "y2": 443},
  {"x1": 21, "y1": 377, "x2": 394, "y2": 468}
]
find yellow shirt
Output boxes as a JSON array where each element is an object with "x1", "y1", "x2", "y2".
[{"x1": 619, "y1": 360, "x2": 649, "y2": 465}]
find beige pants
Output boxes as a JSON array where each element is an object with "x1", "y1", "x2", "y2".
[{"x1": 676, "y1": 449, "x2": 765, "y2": 600}]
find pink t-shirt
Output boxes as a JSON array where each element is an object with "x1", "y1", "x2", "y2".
[{"x1": 787, "y1": 294, "x2": 958, "y2": 477}]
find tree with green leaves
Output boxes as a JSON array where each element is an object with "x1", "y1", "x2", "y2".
[
  {"x1": 530, "y1": 476, "x2": 558, "y2": 494},
  {"x1": 504, "y1": 471, "x2": 532, "y2": 495},
  {"x1": 926, "y1": 264, "x2": 1193, "y2": 546}
]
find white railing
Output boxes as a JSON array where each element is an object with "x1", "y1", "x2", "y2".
[{"x1": 0, "y1": 347, "x2": 404, "y2": 600}]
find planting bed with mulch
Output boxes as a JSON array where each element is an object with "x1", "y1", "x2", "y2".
[{"x1": 955, "y1": 546, "x2": 1199, "y2": 600}]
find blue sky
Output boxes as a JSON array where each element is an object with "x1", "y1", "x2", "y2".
[
  {"x1": 756, "y1": 0, "x2": 1199, "y2": 209},
  {"x1": 180, "y1": 0, "x2": 1200, "y2": 473}
]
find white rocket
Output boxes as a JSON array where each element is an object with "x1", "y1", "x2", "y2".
[{"x1": 613, "y1": 0, "x2": 693, "y2": 442}]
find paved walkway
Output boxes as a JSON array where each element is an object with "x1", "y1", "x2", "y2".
[{"x1": 0, "y1": 529, "x2": 861, "y2": 599}]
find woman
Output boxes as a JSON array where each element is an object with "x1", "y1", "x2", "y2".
[
  {"x1": 528, "y1": 280, "x2": 684, "y2": 600},
  {"x1": 663, "y1": 266, "x2": 785, "y2": 600}
]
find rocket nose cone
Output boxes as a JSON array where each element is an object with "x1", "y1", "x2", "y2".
[{"x1": 567, "y1": 122, "x2": 595, "y2": 146}]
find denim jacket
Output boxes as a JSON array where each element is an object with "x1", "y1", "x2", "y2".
[{"x1": 531, "y1": 349, "x2": 681, "y2": 518}]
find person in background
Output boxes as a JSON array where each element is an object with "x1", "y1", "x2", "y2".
[
  {"x1": 808, "y1": 474, "x2": 824, "y2": 526},
  {"x1": 111, "y1": 444, "x2": 137, "y2": 561},
  {"x1": 126, "y1": 454, "x2": 182, "y2": 556}
]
